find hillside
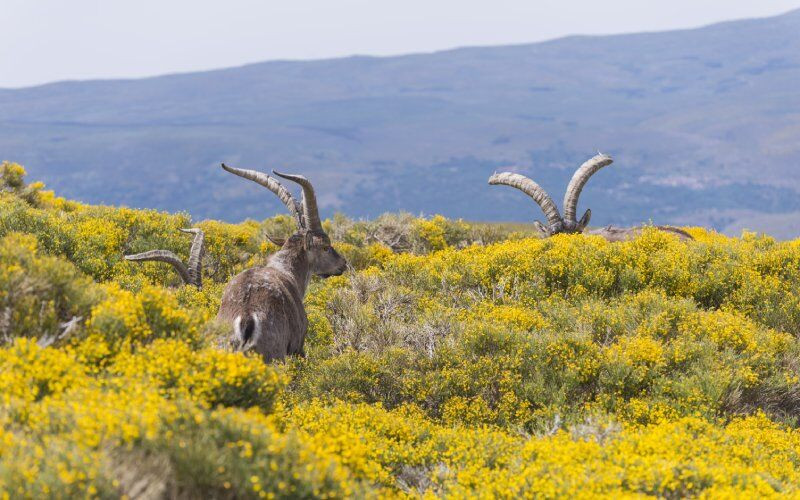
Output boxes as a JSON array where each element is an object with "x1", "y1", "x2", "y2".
[
  {"x1": 1, "y1": 9, "x2": 800, "y2": 236},
  {"x1": 2, "y1": 163, "x2": 800, "y2": 496}
]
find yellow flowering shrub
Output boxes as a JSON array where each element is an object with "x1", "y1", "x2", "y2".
[
  {"x1": 71, "y1": 218, "x2": 127, "y2": 280},
  {"x1": 0, "y1": 431, "x2": 114, "y2": 498},
  {"x1": 0, "y1": 162, "x2": 45, "y2": 208},
  {"x1": 0, "y1": 232, "x2": 98, "y2": 345},
  {"x1": 287, "y1": 401, "x2": 800, "y2": 497},
  {"x1": 467, "y1": 302, "x2": 549, "y2": 331},
  {"x1": 335, "y1": 241, "x2": 395, "y2": 270},
  {"x1": 110, "y1": 339, "x2": 286, "y2": 411},
  {"x1": 0, "y1": 339, "x2": 89, "y2": 406},
  {"x1": 414, "y1": 215, "x2": 449, "y2": 251},
  {"x1": 2, "y1": 166, "x2": 800, "y2": 496},
  {"x1": 2, "y1": 383, "x2": 368, "y2": 498},
  {"x1": 196, "y1": 218, "x2": 261, "y2": 280},
  {"x1": 0, "y1": 161, "x2": 27, "y2": 191},
  {"x1": 86, "y1": 284, "x2": 202, "y2": 354}
]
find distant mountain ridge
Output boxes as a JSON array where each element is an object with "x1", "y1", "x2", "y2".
[{"x1": 2, "y1": 9, "x2": 799, "y2": 236}]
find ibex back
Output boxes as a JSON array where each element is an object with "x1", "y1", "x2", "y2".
[{"x1": 217, "y1": 165, "x2": 347, "y2": 362}]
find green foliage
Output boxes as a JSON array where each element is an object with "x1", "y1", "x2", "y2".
[
  {"x1": 327, "y1": 211, "x2": 532, "y2": 255},
  {"x1": 3, "y1": 164, "x2": 800, "y2": 497},
  {"x1": 0, "y1": 232, "x2": 99, "y2": 346}
]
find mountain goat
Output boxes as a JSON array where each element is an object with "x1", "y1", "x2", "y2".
[{"x1": 217, "y1": 164, "x2": 347, "y2": 362}]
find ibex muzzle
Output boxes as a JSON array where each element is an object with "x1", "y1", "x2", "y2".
[
  {"x1": 217, "y1": 164, "x2": 347, "y2": 362},
  {"x1": 489, "y1": 153, "x2": 692, "y2": 242}
]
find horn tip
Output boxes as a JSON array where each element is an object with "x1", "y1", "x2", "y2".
[
  {"x1": 272, "y1": 169, "x2": 290, "y2": 180},
  {"x1": 273, "y1": 170, "x2": 309, "y2": 182}
]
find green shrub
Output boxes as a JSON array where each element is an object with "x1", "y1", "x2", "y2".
[{"x1": 0, "y1": 233, "x2": 99, "y2": 346}]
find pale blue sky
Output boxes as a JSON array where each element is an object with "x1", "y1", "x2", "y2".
[{"x1": 2, "y1": 0, "x2": 799, "y2": 88}]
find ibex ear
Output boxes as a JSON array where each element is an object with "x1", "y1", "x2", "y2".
[
  {"x1": 533, "y1": 221, "x2": 550, "y2": 237},
  {"x1": 578, "y1": 209, "x2": 592, "y2": 230},
  {"x1": 265, "y1": 234, "x2": 286, "y2": 248}
]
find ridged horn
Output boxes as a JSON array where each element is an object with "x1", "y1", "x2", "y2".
[
  {"x1": 563, "y1": 154, "x2": 613, "y2": 226},
  {"x1": 488, "y1": 171, "x2": 563, "y2": 231},
  {"x1": 179, "y1": 228, "x2": 205, "y2": 286},
  {"x1": 272, "y1": 171, "x2": 322, "y2": 232},
  {"x1": 221, "y1": 163, "x2": 304, "y2": 228},
  {"x1": 124, "y1": 250, "x2": 192, "y2": 285}
]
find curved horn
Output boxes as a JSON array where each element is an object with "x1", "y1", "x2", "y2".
[
  {"x1": 221, "y1": 163, "x2": 304, "y2": 228},
  {"x1": 179, "y1": 228, "x2": 205, "y2": 286},
  {"x1": 488, "y1": 171, "x2": 562, "y2": 231},
  {"x1": 265, "y1": 234, "x2": 286, "y2": 247},
  {"x1": 124, "y1": 250, "x2": 192, "y2": 285},
  {"x1": 272, "y1": 171, "x2": 322, "y2": 232},
  {"x1": 563, "y1": 154, "x2": 613, "y2": 226},
  {"x1": 655, "y1": 226, "x2": 694, "y2": 241}
]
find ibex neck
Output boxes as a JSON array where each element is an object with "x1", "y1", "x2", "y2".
[{"x1": 268, "y1": 247, "x2": 311, "y2": 295}]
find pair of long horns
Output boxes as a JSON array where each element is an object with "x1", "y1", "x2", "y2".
[
  {"x1": 124, "y1": 228, "x2": 205, "y2": 287},
  {"x1": 489, "y1": 153, "x2": 613, "y2": 235},
  {"x1": 221, "y1": 164, "x2": 322, "y2": 233}
]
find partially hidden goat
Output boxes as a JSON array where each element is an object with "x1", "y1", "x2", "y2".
[
  {"x1": 488, "y1": 154, "x2": 692, "y2": 241},
  {"x1": 125, "y1": 228, "x2": 206, "y2": 287}
]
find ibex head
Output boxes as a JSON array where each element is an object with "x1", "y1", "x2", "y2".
[
  {"x1": 488, "y1": 153, "x2": 613, "y2": 236},
  {"x1": 221, "y1": 164, "x2": 347, "y2": 278}
]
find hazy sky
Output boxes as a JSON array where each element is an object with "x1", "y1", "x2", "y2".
[{"x1": 3, "y1": 0, "x2": 799, "y2": 88}]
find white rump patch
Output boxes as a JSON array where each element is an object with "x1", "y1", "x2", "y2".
[{"x1": 247, "y1": 313, "x2": 261, "y2": 350}]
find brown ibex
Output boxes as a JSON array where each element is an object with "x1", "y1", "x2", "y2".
[
  {"x1": 488, "y1": 153, "x2": 693, "y2": 242},
  {"x1": 125, "y1": 228, "x2": 206, "y2": 287},
  {"x1": 217, "y1": 164, "x2": 347, "y2": 362}
]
